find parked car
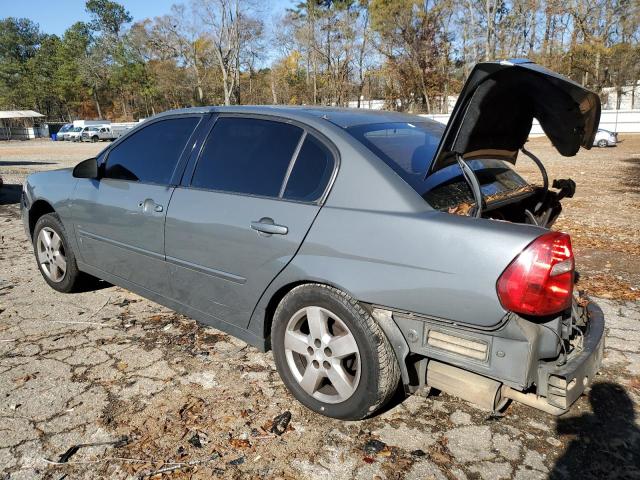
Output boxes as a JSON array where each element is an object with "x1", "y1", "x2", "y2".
[
  {"x1": 63, "y1": 126, "x2": 84, "y2": 142},
  {"x1": 593, "y1": 128, "x2": 618, "y2": 147},
  {"x1": 55, "y1": 123, "x2": 73, "y2": 140},
  {"x1": 21, "y1": 59, "x2": 604, "y2": 420},
  {"x1": 81, "y1": 125, "x2": 117, "y2": 142}
]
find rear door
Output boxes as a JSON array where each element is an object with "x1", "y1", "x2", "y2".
[
  {"x1": 73, "y1": 115, "x2": 203, "y2": 295},
  {"x1": 165, "y1": 115, "x2": 337, "y2": 328}
]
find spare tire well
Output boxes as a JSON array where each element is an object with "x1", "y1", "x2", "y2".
[{"x1": 29, "y1": 200, "x2": 55, "y2": 237}]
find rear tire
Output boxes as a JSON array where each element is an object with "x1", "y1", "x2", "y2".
[
  {"x1": 272, "y1": 284, "x2": 400, "y2": 420},
  {"x1": 33, "y1": 213, "x2": 88, "y2": 293}
]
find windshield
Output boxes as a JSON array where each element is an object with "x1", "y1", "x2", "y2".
[
  {"x1": 72, "y1": 127, "x2": 82, "y2": 132},
  {"x1": 59, "y1": 125, "x2": 72, "y2": 132},
  {"x1": 346, "y1": 121, "x2": 445, "y2": 195}
]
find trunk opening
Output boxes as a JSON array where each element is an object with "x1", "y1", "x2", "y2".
[{"x1": 426, "y1": 148, "x2": 576, "y2": 228}]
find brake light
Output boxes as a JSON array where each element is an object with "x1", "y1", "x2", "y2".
[{"x1": 497, "y1": 232, "x2": 574, "y2": 316}]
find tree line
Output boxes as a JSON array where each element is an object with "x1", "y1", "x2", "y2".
[{"x1": 0, "y1": 0, "x2": 638, "y2": 121}]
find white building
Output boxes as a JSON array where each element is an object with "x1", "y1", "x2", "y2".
[{"x1": 0, "y1": 110, "x2": 46, "y2": 140}]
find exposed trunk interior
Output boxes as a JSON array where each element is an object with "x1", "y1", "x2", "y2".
[{"x1": 425, "y1": 150, "x2": 576, "y2": 228}]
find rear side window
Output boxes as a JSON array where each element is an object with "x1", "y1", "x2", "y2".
[
  {"x1": 347, "y1": 121, "x2": 444, "y2": 196},
  {"x1": 283, "y1": 134, "x2": 334, "y2": 202},
  {"x1": 191, "y1": 117, "x2": 303, "y2": 197},
  {"x1": 104, "y1": 117, "x2": 199, "y2": 184}
]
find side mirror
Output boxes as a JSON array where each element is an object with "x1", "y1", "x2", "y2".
[{"x1": 73, "y1": 158, "x2": 99, "y2": 179}]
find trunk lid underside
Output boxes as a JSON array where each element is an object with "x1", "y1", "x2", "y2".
[{"x1": 429, "y1": 59, "x2": 601, "y2": 175}]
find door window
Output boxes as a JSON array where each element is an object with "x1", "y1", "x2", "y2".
[
  {"x1": 283, "y1": 134, "x2": 335, "y2": 202},
  {"x1": 103, "y1": 116, "x2": 200, "y2": 184},
  {"x1": 191, "y1": 117, "x2": 303, "y2": 197}
]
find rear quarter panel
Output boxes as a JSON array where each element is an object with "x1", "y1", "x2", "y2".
[
  {"x1": 23, "y1": 169, "x2": 79, "y2": 246},
  {"x1": 278, "y1": 209, "x2": 545, "y2": 328}
]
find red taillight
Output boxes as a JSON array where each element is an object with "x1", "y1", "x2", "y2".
[{"x1": 497, "y1": 232, "x2": 574, "y2": 316}]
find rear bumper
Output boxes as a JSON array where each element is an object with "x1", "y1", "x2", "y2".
[{"x1": 535, "y1": 301, "x2": 605, "y2": 413}]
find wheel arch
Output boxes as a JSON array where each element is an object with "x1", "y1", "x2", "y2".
[
  {"x1": 29, "y1": 199, "x2": 56, "y2": 237},
  {"x1": 258, "y1": 278, "x2": 413, "y2": 392},
  {"x1": 258, "y1": 279, "x2": 360, "y2": 350}
]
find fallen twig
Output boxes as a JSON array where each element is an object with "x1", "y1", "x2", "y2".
[
  {"x1": 89, "y1": 296, "x2": 111, "y2": 319},
  {"x1": 139, "y1": 464, "x2": 193, "y2": 478},
  {"x1": 49, "y1": 320, "x2": 108, "y2": 327},
  {"x1": 54, "y1": 437, "x2": 129, "y2": 463},
  {"x1": 42, "y1": 456, "x2": 217, "y2": 469}
]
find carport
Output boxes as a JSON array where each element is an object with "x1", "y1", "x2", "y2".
[{"x1": 0, "y1": 110, "x2": 45, "y2": 140}]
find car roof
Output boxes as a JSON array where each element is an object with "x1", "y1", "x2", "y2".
[{"x1": 151, "y1": 105, "x2": 428, "y2": 129}]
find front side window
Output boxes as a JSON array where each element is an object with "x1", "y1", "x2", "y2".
[
  {"x1": 103, "y1": 116, "x2": 200, "y2": 184},
  {"x1": 191, "y1": 117, "x2": 303, "y2": 197},
  {"x1": 283, "y1": 134, "x2": 334, "y2": 202}
]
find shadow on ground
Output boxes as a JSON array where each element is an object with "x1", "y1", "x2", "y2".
[
  {"x1": 0, "y1": 160, "x2": 57, "y2": 166},
  {"x1": 618, "y1": 157, "x2": 640, "y2": 193},
  {"x1": 550, "y1": 382, "x2": 640, "y2": 479},
  {"x1": 0, "y1": 184, "x2": 22, "y2": 205}
]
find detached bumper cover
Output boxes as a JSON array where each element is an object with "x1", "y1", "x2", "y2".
[{"x1": 537, "y1": 301, "x2": 605, "y2": 411}]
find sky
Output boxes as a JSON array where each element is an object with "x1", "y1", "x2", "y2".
[{"x1": 1, "y1": 0, "x2": 297, "y2": 36}]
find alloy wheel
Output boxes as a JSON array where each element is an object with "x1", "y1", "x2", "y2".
[
  {"x1": 284, "y1": 306, "x2": 361, "y2": 404},
  {"x1": 36, "y1": 227, "x2": 67, "y2": 282}
]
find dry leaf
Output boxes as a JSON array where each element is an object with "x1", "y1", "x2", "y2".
[{"x1": 229, "y1": 438, "x2": 251, "y2": 448}]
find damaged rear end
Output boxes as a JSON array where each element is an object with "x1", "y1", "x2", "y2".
[{"x1": 370, "y1": 224, "x2": 604, "y2": 415}]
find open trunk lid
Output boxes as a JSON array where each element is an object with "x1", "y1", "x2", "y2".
[{"x1": 428, "y1": 59, "x2": 601, "y2": 175}]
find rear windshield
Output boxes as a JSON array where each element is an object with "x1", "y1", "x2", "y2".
[
  {"x1": 346, "y1": 121, "x2": 444, "y2": 195},
  {"x1": 347, "y1": 120, "x2": 530, "y2": 208}
]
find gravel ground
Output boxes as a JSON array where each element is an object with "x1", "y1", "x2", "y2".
[{"x1": 1, "y1": 138, "x2": 639, "y2": 479}]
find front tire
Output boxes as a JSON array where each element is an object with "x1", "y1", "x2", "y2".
[
  {"x1": 597, "y1": 139, "x2": 608, "y2": 148},
  {"x1": 272, "y1": 284, "x2": 400, "y2": 420},
  {"x1": 33, "y1": 213, "x2": 86, "y2": 293}
]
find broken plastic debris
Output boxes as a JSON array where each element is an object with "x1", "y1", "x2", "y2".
[
  {"x1": 188, "y1": 433, "x2": 203, "y2": 448},
  {"x1": 270, "y1": 411, "x2": 292, "y2": 435},
  {"x1": 363, "y1": 439, "x2": 386, "y2": 454}
]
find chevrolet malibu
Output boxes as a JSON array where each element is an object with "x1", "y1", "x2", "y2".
[{"x1": 22, "y1": 60, "x2": 605, "y2": 420}]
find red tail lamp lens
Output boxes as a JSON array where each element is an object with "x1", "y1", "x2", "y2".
[{"x1": 497, "y1": 232, "x2": 574, "y2": 316}]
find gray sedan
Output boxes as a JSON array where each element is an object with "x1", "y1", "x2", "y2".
[{"x1": 22, "y1": 60, "x2": 605, "y2": 420}]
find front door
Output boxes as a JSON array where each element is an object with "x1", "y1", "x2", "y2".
[
  {"x1": 165, "y1": 116, "x2": 337, "y2": 328},
  {"x1": 73, "y1": 115, "x2": 203, "y2": 295}
]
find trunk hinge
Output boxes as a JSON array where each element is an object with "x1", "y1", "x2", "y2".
[
  {"x1": 520, "y1": 147, "x2": 549, "y2": 213},
  {"x1": 456, "y1": 154, "x2": 484, "y2": 218}
]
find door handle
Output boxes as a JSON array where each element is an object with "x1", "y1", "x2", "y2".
[
  {"x1": 139, "y1": 198, "x2": 163, "y2": 214},
  {"x1": 251, "y1": 218, "x2": 288, "y2": 236}
]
